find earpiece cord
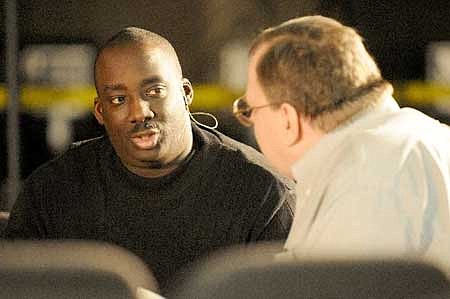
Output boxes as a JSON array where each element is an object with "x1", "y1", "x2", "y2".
[{"x1": 189, "y1": 111, "x2": 219, "y2": 130}]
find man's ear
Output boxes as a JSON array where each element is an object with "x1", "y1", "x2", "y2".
[
  {"x1": 280, "y1": 102, "x2": 301, "y2": 146},
  {"x1": 182, "y1": 78, "x2": 194, "y2": 107},
  {"x1": 93, "y1": 97, "x2": 105, "y2": 125}
]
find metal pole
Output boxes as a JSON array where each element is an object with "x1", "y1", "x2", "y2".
[{"x1": 5, "y1": 0, "x2": 20, "y2": 210}]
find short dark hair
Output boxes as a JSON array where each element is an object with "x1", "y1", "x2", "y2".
[{"x1": 250, "y1": 15, "x2": 391, "y2": 132}]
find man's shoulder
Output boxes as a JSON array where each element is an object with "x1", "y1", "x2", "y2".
[
  {"x1": 351, "y1": 108, "x2": 450, "y2": 163},
  {"x1": 197, "y1": 125, "x2": 293, "y2": 187},
  {"x1": 28, "y1": 136, "x2": 108, "y2": 181},
  {"x1": 68, "y1": 135, "x2": 107, "y2": 152},
  {"x1": 326, "y1": 108, "x2": 450, "y2": 189},
  {"x1": 55, "y1": 135, "x2": 107, "y2": 164},
  {"x1": 198, "y1": 125, "x2": 269, "y2": 167}
]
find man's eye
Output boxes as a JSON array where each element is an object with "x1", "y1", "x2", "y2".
[
  {"x1": 242, "y1": 109, "x2": 253, "y2": 118},
  {"x1": 144, "y1": 86, "x2": 167, "y2": 98},
  {"x1": 111, "y1": 96, "x2": 125, "y2": 105}
]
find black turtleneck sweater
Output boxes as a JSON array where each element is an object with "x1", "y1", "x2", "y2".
[{"x1": 5, "y1": 124, "x2": 294, "y2": 292}]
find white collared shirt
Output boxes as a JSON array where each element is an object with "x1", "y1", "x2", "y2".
[{"x1": 282, "y1": 96, "x2": 450, "y2": 271}]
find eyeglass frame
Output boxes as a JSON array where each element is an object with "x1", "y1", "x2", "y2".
[{"x1": 232, "y1": 97, "x2": 282, "y2": 127}]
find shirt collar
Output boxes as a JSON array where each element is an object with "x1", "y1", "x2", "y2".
[{"x1": 291, "y1": 95, "x2": 399, "y2": 185}]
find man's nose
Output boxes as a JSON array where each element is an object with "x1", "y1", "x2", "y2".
[{"x1": 128, "y1": 97, "x2": 155, "y2": 123}]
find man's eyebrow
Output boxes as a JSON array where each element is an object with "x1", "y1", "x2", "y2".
[
  {"x1": 140, "y1": 76, "x2": 165, "y2": 87},
  {"x1": 102, "y1": 84, "x2": 126, "y2": 93},
  {"x1": 101, "y1": 76, "x2": 167, "y2": 93}
]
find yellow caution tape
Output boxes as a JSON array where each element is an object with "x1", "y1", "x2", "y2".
[
  {"x1": 0, "y1": 84, "x2": 241, "y2": 112},
  {"x1": 5, "y1": 81, "x2": 449, "y2": 111},
  {"x1": 394, "y1": 81, "x2": 450, "y2": 105}
]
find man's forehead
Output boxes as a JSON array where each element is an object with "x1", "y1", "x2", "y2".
[
  {"x1": 246, "y1": 43, "x2": 273, "y2": 104},
  {"x1": 97, "y1": 45, "x2": 179, "y2": 76},
  {"x1": 136, "y1": 43, "x2": 182, "y2": 77},
  {"x1": 248, "y1": 43, "x2": 271, "y2": 80},
  {"x1": 250, "y1": 42, "x2": 272, "y2": 64},
  {"x1": 141, "y1": 47, "x2": 168, "y2": 62},
  {"x1": 99, "y1": 43, "x2": 167, "y2": 61}
]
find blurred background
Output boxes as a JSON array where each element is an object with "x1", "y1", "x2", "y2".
[{"x1": 1, "y1": 0, "x2": 450, "y2": 210}]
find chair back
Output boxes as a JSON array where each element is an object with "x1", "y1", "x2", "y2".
[
  {"x1": 168, "y1": 243, "x2": 450, "y2": 299},
  {"x1": 0, "y1": 240, "x2": 159, "y2": 299},
  {"x1": 0, "y1": 211, "x2": 9, "y2": 237}
]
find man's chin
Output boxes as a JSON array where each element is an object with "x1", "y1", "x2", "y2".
[{"x1": 133, "y1": 153, "x2": 161, "y2": 165}]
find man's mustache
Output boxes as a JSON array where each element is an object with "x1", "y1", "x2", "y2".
[{"x1": 130, "y1": 120, "x2": 159, "y2": 134}]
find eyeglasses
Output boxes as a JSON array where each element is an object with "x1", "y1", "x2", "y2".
[{"x1": 232, "y1": 97, "x2": 280, "y2": 127}]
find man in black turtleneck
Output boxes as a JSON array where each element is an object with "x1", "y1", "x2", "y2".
[{"x1": 4, "y1": 27, "x2": 294, "y2": 293}]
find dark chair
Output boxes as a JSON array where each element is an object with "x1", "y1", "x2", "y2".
[
  {"x1": 0, "y1": 240, "x2": 159, "y2": 299},
  {"x1": 168, "y1": 243, "x2": 450, "y2": 299}
]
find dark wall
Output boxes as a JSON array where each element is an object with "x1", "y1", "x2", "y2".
[
  {"x1": 2, "y1": 1, "x2": 450, "y2": 83},
  {"x1": 2, "y1": 0, "x2": 207, "y2": 82},
  {"x1": 337, "y1": 0, "x2": 450, "y2": 81}
]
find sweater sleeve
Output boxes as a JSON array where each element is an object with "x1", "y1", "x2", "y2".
[
  {"x1": 248, "y1": 179, "x2": 295, "y2": 242},
  {"x1": 4, "y1": 176, "x2": 48, "y2": 239}
]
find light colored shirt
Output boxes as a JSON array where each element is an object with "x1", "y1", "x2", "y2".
[
  {"x1": 283, "y1": 95, "x2": 450, "y2": 271},
  {"x1": 137, "y1": 287, "x2": 165, "y2": 299}
]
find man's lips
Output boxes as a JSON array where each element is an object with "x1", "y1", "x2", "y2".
[{"x1": 130, "y1": 129, "x2": 160, "y2": 150}]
